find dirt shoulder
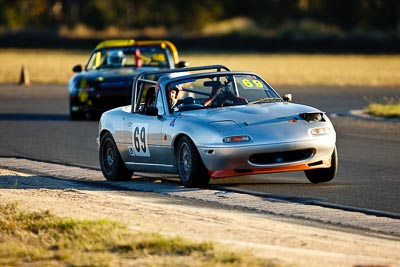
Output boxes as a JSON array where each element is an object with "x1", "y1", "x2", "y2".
[{"x1": 1, "y1": 168, "x2": 399, "y2": 267}]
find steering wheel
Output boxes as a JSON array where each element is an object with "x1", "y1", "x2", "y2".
[{"x1": 203, "y1": 88, "x2": 226, "y2": 107}]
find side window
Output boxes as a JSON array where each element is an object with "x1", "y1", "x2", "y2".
[
  {"x1": 134, "y1": 88, "x2": 145, "y2": 113},
  {"x1": 134, "y1": 85, "x2": 156, "y2": 114}
]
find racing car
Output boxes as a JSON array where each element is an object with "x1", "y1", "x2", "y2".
[
  {"x1": 68, "y1": 39, "x2": 188, "y2": 119},
  {"x1": 98, "y1": 65, "x2": 338, "y2": 187}
]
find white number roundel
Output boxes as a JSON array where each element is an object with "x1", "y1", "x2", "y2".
[{"x1": 132, "y1": 123, "x2": 150, "y2": 156}]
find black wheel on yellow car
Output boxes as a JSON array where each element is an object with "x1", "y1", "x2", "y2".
[
  {"x1": 305, "y1": 146, "x2": 338, "y2": 183},
  {"x1": 69, "y1": 102, "x2": 84, "y2": 120},
  {"x1": 177, "y1": 136, "x2": 210, "y2": 187},
  {"x1": 99, "y1": 132, "x2": 133, "y2": 181},
  {"x1": 69, "y1": 111, "x2": 84, "y2": 120}
]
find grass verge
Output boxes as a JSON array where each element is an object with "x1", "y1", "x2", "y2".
[
  {"x1": 365, "y1": 97, "x2": 400, "y2": 118},
  {"x1": 0, "y1": 203, "x2": 273, "y2": 267}
]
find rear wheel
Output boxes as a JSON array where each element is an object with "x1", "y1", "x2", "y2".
[
  {"x1": 305, "y1": 146, "x2": 338, "y2": 183},
  {"x1": 176, "y1": 136, "x2": 210, "y2": 187},
  {"x1": 99, "y1": 132, "x2": 133, "y2": 181}
]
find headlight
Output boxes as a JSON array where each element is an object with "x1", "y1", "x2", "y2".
[{"x1": 300, "y1": 112, "x2": 324, "y2": 122}]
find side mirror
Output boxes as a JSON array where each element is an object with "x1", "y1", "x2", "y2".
[
  {"x1": 72, "y1": 65, "x2": 83, "y2": 73},
  {"x1": 145, "y1": 106, "x2": 159, "y2": 116},
  {"x1": 283, "y1": 93, "x2": 292, "y2": 102},
  {"x1": 175, "y1": 61, "x2": 189, "y2": 68}
]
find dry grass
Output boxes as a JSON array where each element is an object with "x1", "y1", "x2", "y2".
[
  {"x1": 184, "y1": 53, "x2": 400, "y2": 87},
  {"x1": 0, "y1": 203, "x2": 272, "y2": 267},
  {"x1": 0, "y1": 49, "x2": 88, "y2": 84},
  {"x1": 1, "y1": 49, "x2": 400, "y2": 86}
]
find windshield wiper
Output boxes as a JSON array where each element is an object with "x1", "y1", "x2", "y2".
[{"x1": 248, "y1": 97, "x2": 282, "y2": 104}]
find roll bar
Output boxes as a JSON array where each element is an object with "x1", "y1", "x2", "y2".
[{"x1": 131, "y1": 65, "x2": 231, "y2": 112}]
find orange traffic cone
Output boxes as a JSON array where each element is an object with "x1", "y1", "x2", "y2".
[{"x1": 19, "y1": 64, "x2": 31, "y2": 86}]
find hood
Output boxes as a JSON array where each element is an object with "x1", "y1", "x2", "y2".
[
  {"x1": 70, "y1": 67, "x2": 160, "y2": 90},
  {"x1": 78, "y1": 67, "x2": 160, "y2": 81},
  {"x1": 183, "y1": 102, "x2": 321, "y2": 127},
  {"x1": 179, "y1": 102, "x2": 333, "y2": 146}
]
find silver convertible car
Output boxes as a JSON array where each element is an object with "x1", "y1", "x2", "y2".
[{"x1": 98, "y1": 65, "x2": 338, "y2": 187}]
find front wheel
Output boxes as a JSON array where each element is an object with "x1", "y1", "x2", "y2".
[
  {"x1": 69, "y1": 109, "x2": 85, "y2": 120},
  {"x1": 176, "y1": 136, "x2": 210, "y2": 187},
  {"x1": 99, "y1": 132, "x2": 133, "y2": 181},
  {"x1": 305, "y1": 146, "x2": 338, "y2": 183}
]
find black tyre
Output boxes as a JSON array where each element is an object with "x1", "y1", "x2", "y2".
[
  {"x1": 69, "y1": 102, "x2": 84, "y2": 120},
  {"x1": 99, "y1": 132, "x2": 133, "y2": 181},
  {"x1": 176, "y1": 136, "x2": 210, "y2": 187},
  {"x1": 305, "y1": 146, "x2": 338, "y2": 183},
  {"x1": 70, "y1": 110, "x2": 84, "y2": 120}
]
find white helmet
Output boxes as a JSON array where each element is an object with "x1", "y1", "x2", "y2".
[{"x1": 107, "y1": 50, "x2": 126, "y2": 67}]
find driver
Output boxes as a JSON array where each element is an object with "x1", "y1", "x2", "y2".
[
  {"x1": 107, "y1": 50, "x2": 126, "y2": 67},
  {"x1": 168, "y1": 84, "x2": 182, "y2": 111}
]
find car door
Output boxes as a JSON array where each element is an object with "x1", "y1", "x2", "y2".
[{"x1": 122, "y1": 88, "x2": 173, "y2": 172}]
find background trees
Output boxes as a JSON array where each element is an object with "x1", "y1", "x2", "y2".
[{"x1": 0, "y1": 0, "x2": 398, "y2": 34}]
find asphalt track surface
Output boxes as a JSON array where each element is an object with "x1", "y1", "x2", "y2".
[{"x1": 0, "y1": 83, "x2": 399, "y2": 215}]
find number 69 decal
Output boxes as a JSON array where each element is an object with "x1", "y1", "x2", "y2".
[{"x1": 131, "y1": 123, "x2": 150, "y2": 157}]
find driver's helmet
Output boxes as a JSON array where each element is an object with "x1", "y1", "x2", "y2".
[{"x1": 107, "y1": 50, "x2": 126, "y2": 67}]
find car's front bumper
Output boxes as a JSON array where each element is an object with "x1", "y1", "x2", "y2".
[{"x1": 198, "y1": 136, "x2": 335, "y2": 178}]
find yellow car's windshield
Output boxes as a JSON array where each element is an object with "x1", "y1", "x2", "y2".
[{"x1": 86, "y1": 46, "x2": 173, "y2": 70}]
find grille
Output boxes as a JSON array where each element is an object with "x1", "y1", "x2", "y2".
[{"x1": 249, "y1": 149, "x2": 315, "y2": 165}]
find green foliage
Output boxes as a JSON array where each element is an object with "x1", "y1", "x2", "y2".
[
  {"x1": 0, "y1": 0, "x2": 55, "y2": 30},
  {"x1": 0, "y1": 0, "x2": 398, "y2": 33},
  {"x1": 365, "y1": 97, "x2": 400, "y2": 118}
]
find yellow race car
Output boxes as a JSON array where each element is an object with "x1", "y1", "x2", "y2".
[{"x1": 68, "y1": 39, "x2": 188, "y2": 120}]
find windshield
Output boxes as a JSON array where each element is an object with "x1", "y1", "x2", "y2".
[
  {"x1": 163, "y1": 73, "x2": 282, "y2": 112},
  {"x1": 86, "y1": 46, "x2": 172, "y2": 70},
  {"x1": 233, "y1": 74, "x2": 281, "y2": 103}
]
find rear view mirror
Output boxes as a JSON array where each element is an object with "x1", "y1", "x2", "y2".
[
  {"x1": 283, "y1": 93, "x2": 292, "y2": 102},
  {"x1": 72, "y1": 65, "x2": 82, "y2": 73},
  {"x1": 176, "y1": 61, "x2": 189, "y2": 68}
]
